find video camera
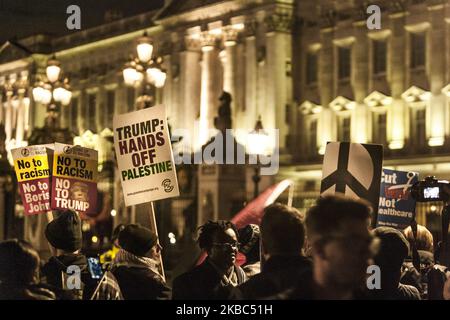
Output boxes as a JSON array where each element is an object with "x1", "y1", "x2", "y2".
[{"x1": 410, "y1": 176, "x2": 450, "y2": 202}]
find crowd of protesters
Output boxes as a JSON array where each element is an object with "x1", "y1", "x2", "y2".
[{"x1": 1, "y1": 194, "x2": 449, "y2": 300}]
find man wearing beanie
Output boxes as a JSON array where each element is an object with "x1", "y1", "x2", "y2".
[
  {"x1": 42, "y1": 210, "x2": 122, "y2": 300},
  {"x1": 110, "y1": 224, "x2": 171, "y2": 300}
]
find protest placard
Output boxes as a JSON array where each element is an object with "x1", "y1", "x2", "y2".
[
  {"x1": 320, "y1": 142, "x2": 383, "y2": 222},
  {"x1": 376, "y1": 169, "x2": 418, "y2": 229},
  {"x1": 11, "y1": 145, "x2": 52, "y2": 215},
  {"x1": 51, "y1": 143, "x2": 98, "y2": 214},
  {"x1": 113, "y1": 104, "x2": 179, "y2": 206}
]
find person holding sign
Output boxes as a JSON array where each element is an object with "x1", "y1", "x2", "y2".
[
  {"x1": 42, "y1": 210, "x2": 122, "y2": 300},
  {"x1": 110, "y1": 224, "x2": 171, "y2": 300}
]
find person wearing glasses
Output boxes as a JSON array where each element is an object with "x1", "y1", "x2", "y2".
[
  {"x1": 110, "y1": 224, "x2": 170, "y2": 300},
  {"x1": 172, "y1": 220, "x2": 247, "y2": 300}
]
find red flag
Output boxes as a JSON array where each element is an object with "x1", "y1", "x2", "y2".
[{"x1": 197, "y1": 179, "x2": 294, "y2": 266}]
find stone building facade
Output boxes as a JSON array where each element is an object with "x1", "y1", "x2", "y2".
[{"x1": 0, "y1": 0, "x2": 449, "y2": 248}]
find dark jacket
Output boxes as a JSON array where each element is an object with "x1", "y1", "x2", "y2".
[
  {"x1": 367, "y1": 283, "x2": 421, "y2": 300},
  {"x1": 276, "y1": 270, "x2": 372, "y2": 300},
  {"x1": 172, "y1": 258, "x2": 246, "y2": 300},
  {"x1": 231, "y1": 255, "x2": 312, "y2": 299},
  {"x1": 111, "y1": 264, "x2": 171, "y2": 300},
  {"x1": 0, "y1": 283, "x2": 56, "y2": 300},
  {"x1": 42, "y1": 253, "x2": 122, "y2": 300}
]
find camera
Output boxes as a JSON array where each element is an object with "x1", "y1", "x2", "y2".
[{"x1": 410, "y1": 176, "x2": 450, "y2": 202}]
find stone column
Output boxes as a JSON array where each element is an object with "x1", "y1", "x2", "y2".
[
  {"x1": 4, "y1": 92, "x2": 12, "y2": 142},
  {"x1": 244, "y1": 31, "x2": 257, "y2": 133},
  {"x1": 318, "y1": 26, "x2": 335, "y2": 153},
  {"x1": 14, "y1": 95, "x2": 26, "y2": 144},
  {"x1": 199, "y1": 33, "x2": 221, "y2": 147},
  {"x1": 387, "y1": 11, "x2": 407, "y2": 149},
  {"x1": 352, "y1": 21, "x2": 369, "y2": 143},
  {"x1": 265, "y1": 8, "x2": 294, "y2": 152},
  {"x1": 0, "y1": 177, "x2": 5, "y2": 240},
  {"x1": 0, "y1": 78, "x2": 4, "y2": 124},
  {"x1": 427, "y1": 3, "x2": 446, "y2": 146},
  {"x1": 179, "y1": 36, "x2": 202, "y2": 151},
  {"x1": 97, "y1": 85, "x2": 106, "y2": 132}
]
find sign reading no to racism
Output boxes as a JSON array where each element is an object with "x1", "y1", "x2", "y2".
[
  {"x1": 51, "y1": 143, "x2": 98, "y2": 214},
  {"x1": 12, "y1": 145, "x2": 52, "y2": 215},
  {"x1": 113, "y1": 104, "x2": 179, "y2": 206}
]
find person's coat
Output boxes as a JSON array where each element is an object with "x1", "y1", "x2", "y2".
[
  {"x1": 230, "y1": 255, "x2": 312, "y2": 299},
  {"x1": 172, "y1": 258, "x2": 246, "y2": 300},
  {"x1": 110, "y1": 249, "x2": 171, "y2": 300}
]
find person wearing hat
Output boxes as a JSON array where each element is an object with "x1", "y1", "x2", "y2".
[
  {"x1": 99, "y1": 224, "x2": 125, "y2": 265},
  {"x1": 42, "y1": 209, "x2": 122, "y2": 300},
  {"x1": 110, "y1": 224, "x2": 171, "y2": 300}
]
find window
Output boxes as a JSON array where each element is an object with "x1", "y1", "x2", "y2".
[
  {"x1": 338, "y1": 116, "x2": 351, "y2": 142},
  {"x1": 338, "y1": 47, "x2": 351, "y2": 80},
  {"x1": 415, "y1": 109, "x2": 426, "y2": 147},
  {"x1": 106, "y1": 90, "x2": 115, "y2": 128},
  {"x1": 306, "y1": 52, "x2": 318, "y2": 84},
  {"x1": 373, "y1": 40, "x2": 387, "y2": 75},
  {"x1": 309, "y1": 119, "x2": 317, "y2": 155},
  {"x1": 411, "y1": 33, "x2": 425, "y2": 69},
  {"x1": 127, "y1": 87, "x2": 135, "y2": 111},
  {"x1": 70, "y1": 97, "x2": 79, "y2": 134},
  {"x1": 372, "y1": 113, "x2": 387, "y2": 145},
  {"x1": 87, "y1": 93, "x2": 97, "y2": 132}
]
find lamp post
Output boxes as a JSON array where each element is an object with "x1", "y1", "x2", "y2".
[
  {"x1": 32, "y1": 57, "x2": 72, "y2": 128},
  {"x1": 29, "y1": 56, "x2": 73, "y2": 145},
  {"x1": 122, "y1": 32, "x2": 166, "y2": 109},
  {"x1": 247, "y1": 116, "x2": 269, "y2": 199}
]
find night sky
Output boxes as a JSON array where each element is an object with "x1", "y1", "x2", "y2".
[{"x1": 0, "y1": 0, "x2": 165, "y2": 43}]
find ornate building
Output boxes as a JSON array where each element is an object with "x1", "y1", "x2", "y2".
[{"x1": 0, "y1": 0, "x2": 449, "y2": 252}]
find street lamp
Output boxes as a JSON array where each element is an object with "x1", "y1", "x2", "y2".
[
  {"x1": 32, "y1": 56, "x2": 72, "y2": 127},
  {"x1": 122, "y1": 32, "x2": 166, "y2": 109},
  {"x1": 247, "y1": 116, "x2": 270, "y2": 199},
  {"x1": 28, "y1": 57, "x2": 73, "y2": 146}
]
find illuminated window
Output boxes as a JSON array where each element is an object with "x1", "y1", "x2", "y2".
[
  {"x1": 338, "y1": 47, "x2": 351, "y2": 80},
  {"x1": 373, "y1": 40, "x2": 387, "y2": 75},
  {"x1": 309, "y1": 118, "x2": 317, "y2": 155},
  {"x1": 410, "y1": 108, "x2": 426, "y2": 148},
  {"x1": 411, "y1": 33, "x2": 425, "y2": 69},
  {"x1": 372, "y1": 112, "x2": 387, "y2": 145},
  {"x1": 338, "y1": 116, "x2": 351, "y2": 142},
  {"x1": 306, "y1": 52, "x2": 318, "y2": 84}
]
